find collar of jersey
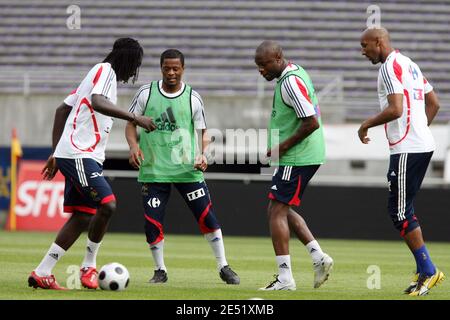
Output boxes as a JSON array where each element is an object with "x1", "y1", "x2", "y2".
[
  {"x1": 278, "y1": 62, "x2": 299, "y2": 81},
  {"x1": 383, "y1": 50, "x2": 398, "y2": 64},
  {"x1": 158, "y1": 80, "x2": 186, "y2": 98}
]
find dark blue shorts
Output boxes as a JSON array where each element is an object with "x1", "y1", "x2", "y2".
[
  {"x1": 56, "y1": 158, "x2": 116, "y2": 215},
  {"x1": 268, "y1": 165, "x2": 320, "y2": 206},
  {"x1": 141, "y1": 181, "x2": 220, "y2": 245},
  {"x1": 387, "y1": 152, "x2": 432, "y2": 235}
]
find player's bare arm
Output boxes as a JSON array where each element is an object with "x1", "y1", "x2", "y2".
[
  {"x1": 267, "y1": 115, "x2": 319, "y2": 159},
  {"x1": 125, "y1": 121, "x2": 144, "y2": 169},
  {"x1": 42, "y1": 102, "x2": 72, "y2": 180},
  {"x1": 358, "y1": 93, "x2": 403, "y2": 144},
  {"x1": 91, "y1": 94, "x2": 156, "y2": 132},
  {"x1": 194, "y1": 129, "x2": 209, "y2": 172},
  {"x1": 424, "y1": 90, "x2": 440, "y2": 126}
]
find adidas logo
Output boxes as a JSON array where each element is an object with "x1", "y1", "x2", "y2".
[
  {"x1": 155, "y1": 107, "x2": 179, "y2": 132},
  {"x1": 310, "y1": 248, "x2": 317, "y2": 253},
  {"x1": 86, "y1": 246, "x2": 93, "y2": 253},
  {"x1": 279, "y1": 263, "x2": 289, "y2": 269},
  {"x1": 271, "y1": 185, "x2": 278, "y2": 190},
  {"x1": 49, "y1": 253, "x2": 59, "y2": 260},
  {"x1": 211, "y1": 237, "x2": 221, "y2": 242},
  {"x1": 390, "y1": 171, "x2": 396, "y2": 177}
]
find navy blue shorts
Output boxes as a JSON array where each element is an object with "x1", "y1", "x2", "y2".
[
  {"x1": 56, "y1": 158, "x2": 116, "y2": 215},
  {"x1": 387, "y1": 152, "x2": 432, "y2": 235},
  {"x1": 268, "y1": 165, "x2": 320, "y2": 206},
  {"x1": 141, "y1": 181, "x2": 220, "y2": 245}
]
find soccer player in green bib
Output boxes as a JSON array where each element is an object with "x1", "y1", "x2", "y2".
[
  {"x1": 125, "y1": 49, "x2": 239, "y2": 285},
  {"x1": 255, "y1": 41, "x2": 333, "y2": 291}
]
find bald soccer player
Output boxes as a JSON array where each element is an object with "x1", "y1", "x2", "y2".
[
  {"x1": 255, "y1": 40, "x2": 333, "y2": 291},
  {"x1": 359, "y1": 27, "x2": 444, "y2": 296}
]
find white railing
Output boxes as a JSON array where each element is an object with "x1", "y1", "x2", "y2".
[{"x1": 0, "y1": 67, "x2": 342, "y2": 97}]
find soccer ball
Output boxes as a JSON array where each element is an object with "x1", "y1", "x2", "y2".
[{"x1": 98, "y1": 262, "x2": 130, "y2": 291}]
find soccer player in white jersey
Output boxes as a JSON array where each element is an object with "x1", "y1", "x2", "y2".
[
  {"x1": 255, "y1": 41, "x2": 332, "y2": 291},
  {"x1": 359, "y1": 27, "x2": 444, "y2": 296},
  {"x1": 125, "y1": 49, "x2": 239, "y2": 285},
  {"x1": 28, "y1": 38, "x2": 156, "y2": 290}
]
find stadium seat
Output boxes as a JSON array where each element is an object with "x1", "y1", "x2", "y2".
[{"x1": 1, "y1": 0, "x2": 450, "y2": 121}]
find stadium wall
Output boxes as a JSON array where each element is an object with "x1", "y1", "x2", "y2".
[
  {"x1": 0, "y1": 93, "x2": 272, "y2": 146},
  {"x1": 2, "y1": 93, "x2": 449, "y2": 161},
  {"x1": 109, "y1": 178, "x2": 450, "y2": 242}
]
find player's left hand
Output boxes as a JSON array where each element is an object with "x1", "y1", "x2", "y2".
[
  {"x1": 358, "y1": 123, "x2": 371, "y2": 144},
  {"x1": 267, "y1": 143, "x2": 288, "y2": 160},
  {"x1": 194, "y1": 154, "x2": 208, "y2": 172},
  {"x1": 129, "y1": 146, "x2": 144, "y2": 169},
  {"x1": 135, "y1": 115, "x2": 157, "y2": 133},
  {"x1": 41, "y1": 155, "x2": 58, "y2": 180}
]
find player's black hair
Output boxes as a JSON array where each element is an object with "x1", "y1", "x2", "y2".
[
  {"x1": 103, "y1": 38, "x2": 143, "y2": 83},
  {"x1": 160, "y1": 49, "x2": 185, "y2": 67}
]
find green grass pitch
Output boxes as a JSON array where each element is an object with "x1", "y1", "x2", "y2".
[{"x1": 0, "y1": 230, "x2": 449, "y2": 300}]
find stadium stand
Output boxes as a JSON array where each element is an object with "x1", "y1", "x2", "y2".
[{"x1": 1, "y1": 0, "x2": 450, "y2": 122}]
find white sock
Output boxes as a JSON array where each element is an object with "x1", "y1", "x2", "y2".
[
  {"x1": 81, "y1": 238, "x2": 101, "y2": 269},
  {"x1": 204, "y1": 229, "x2": 228, "y2": 270},
  {"x1": 306, "y1": 240, "x2": 324, "y2": 263},
  {"x1": 35, "y1": 243, "x2": 66, "y2": 277},
  {"x1": 276, "y1": 255, "x2": 294, "y2": 283},
  {"x1": 150, "y1": 240, "x2": 167, "y2": 272}
]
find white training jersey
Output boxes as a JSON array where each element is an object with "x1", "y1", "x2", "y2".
[
  {"x1": 54, "y1": 62, "x2": 117, "y2": 164},
  {"x1": 279, "y1": 63, "x2": 316, "y2": 118},
  {"x1": 378, "y1": 50, "x2": 434, "y2": 155},
  {"x1": 128, "y1": 80, "x2": 207, "y2": 129}
]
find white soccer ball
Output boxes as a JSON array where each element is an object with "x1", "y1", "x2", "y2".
[{"x1": 98, "y1": 262, "x2": 130, "y2": 291}]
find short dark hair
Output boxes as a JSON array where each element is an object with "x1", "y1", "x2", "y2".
[
  {"x1": 103, "y1": 37, "x2": 143, "y2": 83},
  {"x1": 160, "y1": 49, "x2": 184, "y2": 67}
]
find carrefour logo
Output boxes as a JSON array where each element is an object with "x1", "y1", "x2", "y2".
[{"x1": 147, "y1": 197, "x2": 161, "y2": 208}]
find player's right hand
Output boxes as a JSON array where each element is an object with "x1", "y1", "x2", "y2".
[
  {"x1": 135, "y1": 115, "x2": 157, "y2": 132},
  {"x1": 129, "y1": 146, "x2": 144, "y2": 169},
  {"x1": 41, "y1": 155, "x2": 58, "y2": 180},
  {"x1": 357, "y1": 124, "x2": 371, "y2": 144},
  {"x1": 194, "y1": 154, "x2": 208, "y2": 172}
]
